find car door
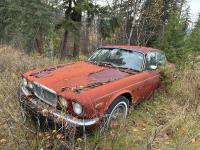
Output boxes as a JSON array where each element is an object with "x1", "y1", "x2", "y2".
[
  {"x1": 156, "y1": 51, "x2": 167, "y2": 67},
  {"x1": 142, "y1": 51, "x2": 160, "y2": 100}
]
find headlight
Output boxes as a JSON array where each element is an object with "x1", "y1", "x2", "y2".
[
  {"x1": 58, "y1": 97, "x2": 68, "y2": 109},
  {"x1": 72, "y1": 101, "x2": 83, "y2": 115},
  {"x1": 22, "y1": 78, "x2": 28, "y2": 86},
  {"x1": 28, "y1": 81, "x2": 33, "y2": 89}
]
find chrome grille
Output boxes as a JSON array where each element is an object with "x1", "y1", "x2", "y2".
[{"x1": 32, "y1": 83, "x2": 57, "y2": 106}]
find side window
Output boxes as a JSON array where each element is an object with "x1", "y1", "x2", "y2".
[
  {"x1": 145, "y1": 52, "x2": 156, "y2": 70},
  {"x1": 156, "y1": 51, "x2": 167, "y2": 66}
]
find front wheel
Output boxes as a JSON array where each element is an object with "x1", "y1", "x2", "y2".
[{"x1": 104, "y1": 96, "x2": 129, "y2": 129}]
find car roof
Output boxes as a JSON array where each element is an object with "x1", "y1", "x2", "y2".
[{"x1": 101, "y1": 45, "x2": 159, "y2": 54}]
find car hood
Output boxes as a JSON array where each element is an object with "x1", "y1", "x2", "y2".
[{"x1": 23, "y1": 61, "x2": 130, "y2": 93}]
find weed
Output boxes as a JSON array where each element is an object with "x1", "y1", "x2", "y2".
[{"x1": 0, "y1": 46, "x2": 200, "y2": 150}]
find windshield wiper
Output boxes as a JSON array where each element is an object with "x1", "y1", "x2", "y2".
[
  {"x1": 96, "y1": 61, "x2": 116, "y2": 67},
  {"x1": 117, "y1": 66, "x2": 140, "y2": 72},
  {"x1": 90, "y1": 61, "x2": 139, "y2": 72}
]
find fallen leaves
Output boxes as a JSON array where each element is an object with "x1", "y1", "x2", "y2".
[
  {"x1": 37, "y1": 131, "x2": 65, "y2": 141},
  {"x1": 110, "y1": 122, "x2": 120, "y2": 129},
  {"x1": 56, "y1": 134, "x2": 64, "y2": 140},
  {"x1": 76, "y1": 138, "x2": 82, "y2": 142},
  {"x1": 0, "y1": 139, "x2": 7, "y2": 144},
  {"x1": 52, "y1": 130, "x2": 57, "y2": 134},
  {"x1": 191, "y1": 138, "x2": 196, "y2": 144},
  {"x1": 132, "y1": 128, "x2": 139, "y2": 132},
  {"x1": 176, "y1": 127, "x2": 187, "y2": 134}
]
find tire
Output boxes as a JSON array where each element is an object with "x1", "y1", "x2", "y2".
[{"x1": 103, "y1": 96, "x2": 129, "y2": 129}]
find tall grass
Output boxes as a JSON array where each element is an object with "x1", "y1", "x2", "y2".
[
  {"x1": 0, "y1": 46, "x2": 199, "y2": 150},
  {"x1": 0, "y1": 46, "x2": 62, "y2": 149}
]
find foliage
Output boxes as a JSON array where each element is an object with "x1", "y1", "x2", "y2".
[
  {"x1": 57, "y1": 0, "x2": 95, "y2": 58},
  {"x1": 184, "y1": 15, "x2": 200, "y2": 53},
  {"x1": 0, "y1": 0, "x2": 54, "y2": 53},
  {"x1": 0, "y1": 0, "x2": 21, "y2": 43},
  {"x1": 97, "y1": 17, "x2": 120, "y2": 40},
  {"x1": 0, "y1": 0, "x2": 194, "y2": 58},
  {"x1": 21, "y1": 0, "x2": 54, "y2": 52},
  {"x1": 156, "y1": 11, "x2": 188, "y2": 62}
]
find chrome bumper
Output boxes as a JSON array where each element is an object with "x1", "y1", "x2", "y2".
[{"x1": 19, "y1": 86, "x2": 99, "y2": 127}]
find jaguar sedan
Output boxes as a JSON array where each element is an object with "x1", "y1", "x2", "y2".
[{"x1": 18, "y1": 45, "x2": 173, "y2": 129}]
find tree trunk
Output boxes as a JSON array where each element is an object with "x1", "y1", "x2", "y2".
[
  {"x1": 82, "y1": 23, "x2": 89, "y2": 55},
  {"x1": 35, "y1": 36, "x2": 43, "y2": 55},
  {"x1": 60, "y1": 30, "x2": 68, "y2": 59},
  {"x1": 127, "y1": 0, "x2": 140, "y2": 45},
  {"x1": 71, "y1": 0, "x2": 82, "y2": 58},
  {"x1": 73, "y1": 28, "x2": 80, "y2": 58},
  {"x1": 73, "y1": 40, "x2": 79, "y2": 58},
  {"x1": 59, "y1": 0, "x2": 72, "y2": 59},
  {"x1": 128, "y1": 16, "x2": 137, "y2": 45}
]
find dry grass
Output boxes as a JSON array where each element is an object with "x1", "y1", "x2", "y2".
[
  {"x1": 0, "y1": 46, "x2": 62, "y2": 149},
  {"x1": 0, "y1": 46, "x2": 200, "y2": 150}
]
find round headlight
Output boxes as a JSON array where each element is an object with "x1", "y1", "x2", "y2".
[
  {"x1": 72, "y1": 101, "x2": 83, "y2": 115},
  {"x1": 58, "y1": 97, "x2": 68, "y2": 109},
  {"x1": 28, "y1": 81, "x2": 33, "y2": 89},
  {"x1": 22, "y1": 78, "x2": 27, "y2": 86}
]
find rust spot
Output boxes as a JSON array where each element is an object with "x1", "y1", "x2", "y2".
[
  {"x1": 30, "y1": 63, "x2": 75, "y2": 78},
  {"x1": 73, "y1": 78, "x2": 120, "y2": 93},
  {"x1": 95, "y1": 102, "x2": 104, "y2": 110}
]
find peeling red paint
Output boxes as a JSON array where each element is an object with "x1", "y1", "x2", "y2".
[{"x1": 21, "y1": 46, "x2": 173, "y2": 122}]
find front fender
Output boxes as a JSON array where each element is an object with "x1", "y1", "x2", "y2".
[{"x1": 104, "y1": 90, "x2": 133, "y2": 114}]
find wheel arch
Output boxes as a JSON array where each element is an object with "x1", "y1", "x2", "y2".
[
  {"x1": 121, "y1": 92, "x2": 132, "y2": 105},
  {"x1": 105, "y1": 90, "x2": 133, "y2": 114}
]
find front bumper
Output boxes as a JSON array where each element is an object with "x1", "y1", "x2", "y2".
[{"x1": 18, "y1": 86, "x2": 99, "y2": 127}]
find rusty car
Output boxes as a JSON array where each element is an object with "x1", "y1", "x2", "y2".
[{"x1": 18, "y1": 45, "x2": 173, "y2": 129}]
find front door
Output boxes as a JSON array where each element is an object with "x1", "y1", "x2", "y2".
[{"x1": 142, "y1": 51, "x2": 160, "y2": 99}]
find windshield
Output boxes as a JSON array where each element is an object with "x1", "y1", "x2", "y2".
[{"x1": 88, "y1": 48, "x2": 144, "y2": 71}]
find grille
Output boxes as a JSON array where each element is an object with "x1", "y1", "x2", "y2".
[{"x1": 32, "y1": 83, "x2": 57, "y2": 106}]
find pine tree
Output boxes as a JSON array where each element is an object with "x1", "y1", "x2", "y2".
[
  {"x1": 0, "y1": 0, "x2": 53, "y2": 54},
  {"x1": 0, "y1": 0, "x2": 22, "y2": 44},
  {"x1": 157, "y1": 11, "x2": 188, "y2": 62},
  {"x1": 58, "y1": 0, "x2": 91, "y2": 59},
  {"x1": 185, "y1": 15, "x2": 200, "y2": 53}
]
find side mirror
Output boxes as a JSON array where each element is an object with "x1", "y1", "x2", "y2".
[{"x1": 149, "y1": 65, "x2": 157, "y2": 70}]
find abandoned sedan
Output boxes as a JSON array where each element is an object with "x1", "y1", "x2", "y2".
[{"x1": 18, "y1": 45, "x2": 171, "y2": 128}]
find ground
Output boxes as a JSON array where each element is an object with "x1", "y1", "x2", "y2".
[{"x1": 0, "y1": 46, "x2": 200, "y2": 150}]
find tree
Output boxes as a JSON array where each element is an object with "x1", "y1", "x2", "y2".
[
  {"x1": 96, "y1": 5, "x2": 118, "y2": 44},
  {"x1": 0, "y1": 0, "x2": 54, "y2": 54},
  {"x1": 0, "y1": 0, "x2": 22, "y2": 44},
  {"x1": 0, "y1": 0, "x2": 193, "y2": 60},
  {"x1": 127, "y1": 0, "x2": 144, "y2": 45},
  {"x1": 21, "y1": 0, "x2": 54, "y2": 54},
  {"x1": 58, "y1": 0, "x2": 91, "y2": 59},
  {"x1": 134, "y1": 0, "x2": 164, "y2": 46},
  {"x1": 184, "y1": 15, "x2": 200, "y2": 53},
  {"x1": 81, "y1": 2, "x2": 98, "y2": 55},
  {"x1": 157, "y1": 11, "x2": 188, "y2": 62}
]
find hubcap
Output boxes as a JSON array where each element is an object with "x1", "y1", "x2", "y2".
[{"x1": 107, "y1": 102, "x2": 128, "y2": 128}]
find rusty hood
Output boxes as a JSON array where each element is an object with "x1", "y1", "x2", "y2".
[{"x1": 23, "y1": 61, "x2": 130, "y2": 93}]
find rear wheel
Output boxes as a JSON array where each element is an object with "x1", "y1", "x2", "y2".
[{"x1": 104, "y1": 96, "x2": 129, "y2": 129}]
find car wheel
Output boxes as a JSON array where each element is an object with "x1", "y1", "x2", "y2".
[{"x1": 104, "y1": 96, "x2": 129, "y2": 129}]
